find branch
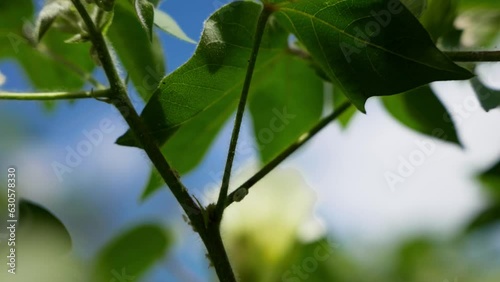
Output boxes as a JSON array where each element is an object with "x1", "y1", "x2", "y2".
[
  {"x1": 214, "y1": 7, "x2": 273, "y2": 220},
  {"x1": 444, "y1": 50, "x2": 500, "y2": 62},
  {"x1": 70, "y1": 1, "x2": 238, "y2": 281},
  {"x1": 0, "y1": 89, "x2": 110, "y2": 100},
  {"x1": 225, "y1": 101, "x2": 352, "y2": 208},
  {"x1": 70, "y1": 0, "x2": 200, "y2": 219}
]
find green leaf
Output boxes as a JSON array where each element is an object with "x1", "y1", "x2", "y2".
[
  {"x1": 162, "y1": 91, "x2": 236, "y2": 173},
  {"x1": 107, "y1": 0, "x2": 165, "y2": 100},
  {"x1": 19, "y1": 199, "x2": 72, "y2": 254},
  {"x1": 470, "y1": 77, "x2": 500, "y2": 112},
  {"x1": 116, "y1": 2, "x2": 288, "y2": 147},
  {"x1": 478, "y1": 160, "x2": 500, "y2": 200},
  {"x1": 134, "y1": 0, "x2": 155, "y2": 41},
  {"x1": 17, "y1": 28, "x2": 96, "y2": 91},
  {"x1": 273, "y1": 0, "x2": 473, "y2": 112},
  {"x1": 141, "y1": 92, "x2": 237, "y2": 200},
  {"x1": 382, "y1": 85, "x2": 461, "y2": 145},
  {"x1": 465, "y1": 204, "x2": 500, "y2": 233},
  {"x1": 249, "y1": 54, "x2": 323, "y2": 163},
  {"x1": 94, "y1": 224, "x2": 171, "y2": 282},
  {"x1": 34, "y1": 0, "x2": 72, "y2": 42},
  {"x1": 332, "y1": 85, "x2": 357, "y2": 128},
  {"x1": 0, "y1": 0, "x2": 95, "y2": 93},
  {"x1": 0, "y1": 0, "x2": 34, "y2": 57},
  {"x1": 141, "y1": 168, "x2": 164, "y2": 201},
  {"x1": 154, "y1": 9, "x2": 195, "y2": 44}
]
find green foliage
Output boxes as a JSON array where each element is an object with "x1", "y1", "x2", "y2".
[
  {"x1": 107, "y1": 0, "x2": 165, "y2": 100},
  {"x1": 134, "y1": 0, "x2": 154, "y2": 41},
  {"x1": 382, "y1": 85, "x2": 461, "y2": 145},
  {"x1": 93, "y1": 224, "x2": 171, "y2": 282},
  {"x1": 141, "y1": 167, "x2": 164, "y2": 200},
  {"x1": 470, "y1": 77, "x2": 500, "y2": 112},
  {"x1": 332, "y1": 86, "x2": 357, "y2": 128},
  {"x1": 273, "y1": 0, "x2": 472, "y2": 111},
  {"x1": 154, "y1": 9, "x2": 196, "y2": 44},
  {"x1": 0, "y1": 0, "x2": 95, "y2": 92},
  {"x1": 248, "y1": 55, "x2": 323, "y2": 163},
  {"x1": 117, "y1": 2, "x2": 323, "y2": 174},
  {"x1": 465, "y1": 160, "x2": 500, "y2": 233},
  {"x1": 19, "y1": 199, "x2": 72, "y2": 254}
]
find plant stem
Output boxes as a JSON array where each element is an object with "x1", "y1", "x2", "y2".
[
  {"x1": 444, "y1": 50, "x2": 500, "y2": 62},
  {"x1": 200, "y1": 223, "x2": 237, "y2": 282},
  {"x1": 71, "y1": 1, "x2": 236, "y2": 281},
  {"x1": 71, "y1": 0, "x2": 199, "y2": 218},
  {"x1": 0, "y1": 89, "x2": 110, "y2": 100},
  {"x1": 226, "y1": 101, "x2": 352, "y2": 208},
  {"x1": 214, "y1": 7, "x2": 272, "y2": 220}
]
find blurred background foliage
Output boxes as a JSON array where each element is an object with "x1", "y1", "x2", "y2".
[{"x1": 0, "y1": 0, "x2": 500, "y2": 281}]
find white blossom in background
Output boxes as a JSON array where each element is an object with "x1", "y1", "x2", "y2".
[{"x1": 217, "y1": 166, "x2": 325, "y2": 266}]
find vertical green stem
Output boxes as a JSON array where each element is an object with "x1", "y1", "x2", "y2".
[{"x1": 214, "y1": 6, "x2": 273, "y2": 220}]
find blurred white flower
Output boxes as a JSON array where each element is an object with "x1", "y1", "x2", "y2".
[{"x1": 219, "y1": 166, "x2": 324, "y2": 265}]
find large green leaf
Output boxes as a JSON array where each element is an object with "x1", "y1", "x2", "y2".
[
  {"x1": 470, "y1": 77, "x2": 500, "y2": 112},
  {"x1": 382, "y1": 85, "x2": 461, "y2": 145},
  {"x1": 273, "y1": 0, "x2": 473, "y2": 111},
  {"x1": 249, "y1": 54, "x2": 323, "y2": 163},
  {"x1": 116, "y1": 2, "x2": 289, "y2": 148},
  {"x1": 107, "y1": 0, "x2": 165, "y2": 101},
  {"x1": 93, "y1": 224, "x2": 171, "y2": 282}
]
